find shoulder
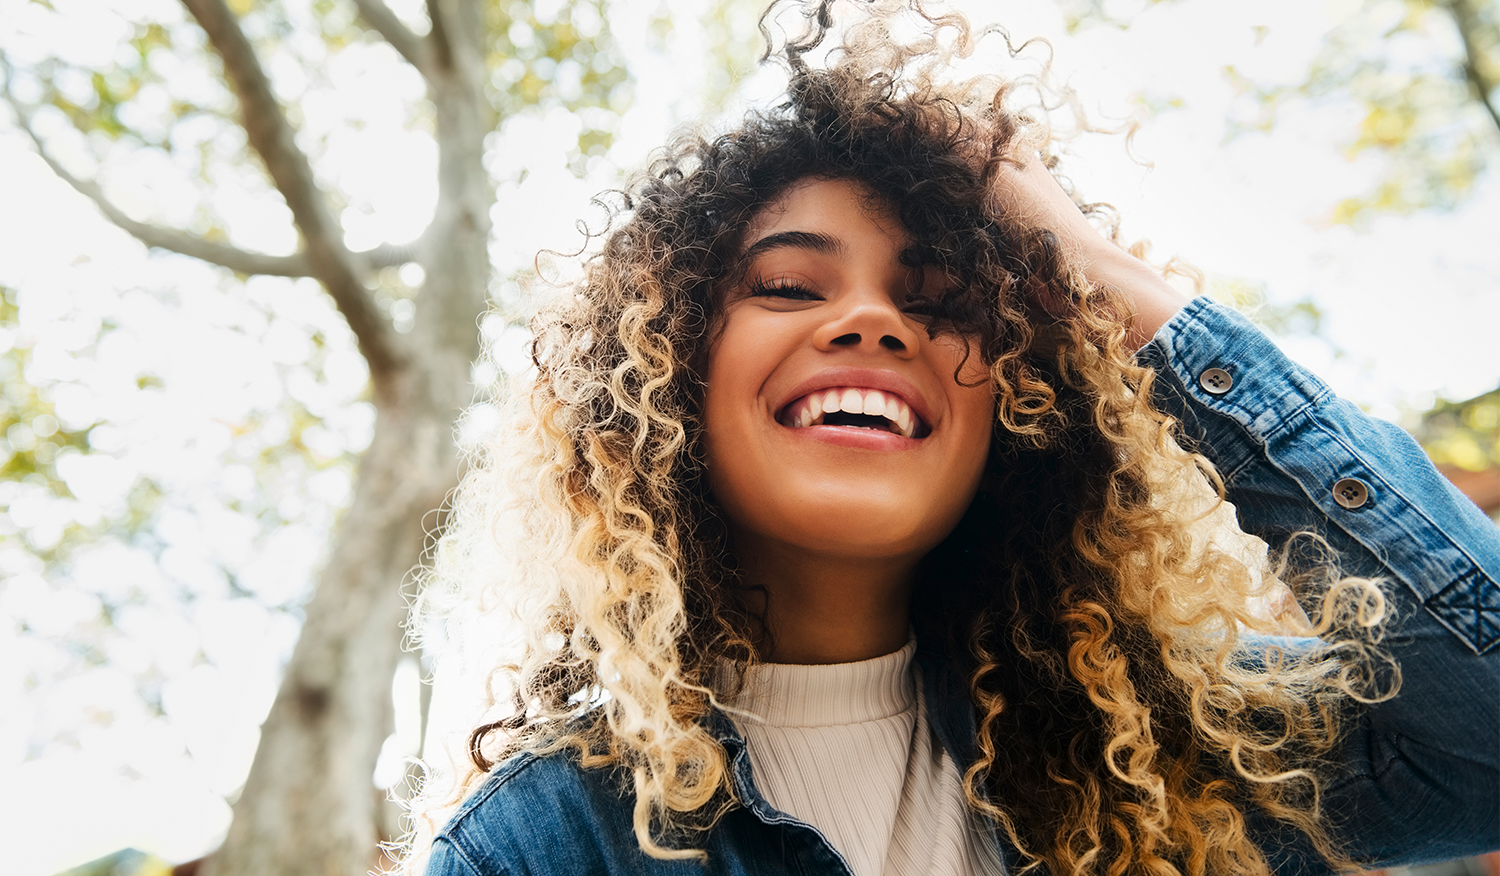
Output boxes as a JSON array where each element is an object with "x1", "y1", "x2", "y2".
[
  {"x1": 426, "y1": 745, "x2": 800, "y2": 876},
  {"x1": 430, "y1": 749, "x2": 639, "y2": 876}
]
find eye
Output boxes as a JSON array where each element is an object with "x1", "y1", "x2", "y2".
[
  {"x1": 900, "y1": 292, "x2": 943, "y2": 319},
  {"x1": 747, "y1": 275, "x2": 821, "y2": 301}
]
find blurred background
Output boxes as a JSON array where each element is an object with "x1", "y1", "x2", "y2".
[{"x1": 0, "y1": 0, "x2": 1496, "y2": 874}]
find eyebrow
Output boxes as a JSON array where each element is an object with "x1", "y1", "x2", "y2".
[
  {"x1": 741, "y1": 230, "x2": 931, "y2": 270},
  {"x1": 740, "y1": 230, "x2": 846, "y2": 261}
]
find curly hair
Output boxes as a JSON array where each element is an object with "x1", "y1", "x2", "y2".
[{"x1": 402, "y1": 2, "x2": 1396, "y2": 873}]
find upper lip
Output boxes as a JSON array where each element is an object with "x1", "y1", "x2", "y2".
[{"x1": 775, "y1": 367, "x2": 935, "y2": 431}]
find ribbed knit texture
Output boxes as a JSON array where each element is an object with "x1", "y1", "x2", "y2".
[{"x1": 729, "y1": 640, "x2": 1006, "y2": 876}]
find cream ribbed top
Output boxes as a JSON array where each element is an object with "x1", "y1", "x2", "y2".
[{"x1": 729, "y1": 640, "x2": 1006, "y2": 876}]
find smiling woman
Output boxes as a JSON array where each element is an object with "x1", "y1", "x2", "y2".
[
  {"x1": 400, "y1": 2, "x2": 1500, "y2": 875},
  {"x1": 703, "y1": 179, "x2": 995, "y2": 665}
]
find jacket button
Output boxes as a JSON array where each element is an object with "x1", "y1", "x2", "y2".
[
  {"x1": 1332, "y1": 477, "x2": 1370, "y2": 509},
  {"x1": 1199, "y1": 367, "x2": 1233, "y2": 395}
]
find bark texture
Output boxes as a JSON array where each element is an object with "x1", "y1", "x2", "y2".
[
  {"x1": 161, "y1": 1, "x2": 490, "y2": 873},
  {"x1": 209, "y1": 390, "x2": 459, "y2": 876}
]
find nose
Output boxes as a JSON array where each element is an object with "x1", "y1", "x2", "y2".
[{"x1": 812, "y1": 286, "x2": 922, "y2": 358}]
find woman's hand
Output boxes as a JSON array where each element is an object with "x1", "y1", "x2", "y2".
[{"x1": 990, "y1": 156, "x2": 1188, "y2": 350}]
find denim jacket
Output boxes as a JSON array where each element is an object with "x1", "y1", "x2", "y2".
[{"x1": 428, "y1": 298, "x2": 1500, "y2": 875}]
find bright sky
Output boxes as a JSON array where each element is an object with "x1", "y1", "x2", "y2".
[{"x1": 1, "y1": 0, "x2": 1496, "y2": 872}]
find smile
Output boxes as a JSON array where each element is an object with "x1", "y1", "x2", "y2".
[{"x1": 778, "y1": 388, "x2": 928, "y2": 439}]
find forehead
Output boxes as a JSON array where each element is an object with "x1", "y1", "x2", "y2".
[{"x1": 742, "y1": 178, "x2": 908, "y2": 252}]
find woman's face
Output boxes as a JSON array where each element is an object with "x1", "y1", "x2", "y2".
[{"x1": 703, "y1": 178, "x2": 995, "y2": 567}]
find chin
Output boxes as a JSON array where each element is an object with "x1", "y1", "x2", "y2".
[
  {"x1": 776, "y1": 502, "x2": 961, "y2": 561},
  {"x1": 712, "y1": 468, "x2": 984, "y2": 566}
]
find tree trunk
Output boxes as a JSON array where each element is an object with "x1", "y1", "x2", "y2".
[
  {"x1": 201, "y1": 2, "x2": 492, "y2": 872},
  {"x1": 204, "y1": 378, "x2": 461, "y2": 876}
]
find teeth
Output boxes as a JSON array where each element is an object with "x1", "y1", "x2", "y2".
[{"x1": 783, "y1": 387, "x2": 923, "y2": 438}]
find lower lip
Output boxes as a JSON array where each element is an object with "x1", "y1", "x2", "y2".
[{"x1": 779, "y1": 424, "x2": 922, "y2": 450}]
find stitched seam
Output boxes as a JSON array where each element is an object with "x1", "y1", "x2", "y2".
[
  {"x1": 1166, "y1": 300, "x2": 1330, "y2": 447},
  {"x1": 435, "y1": 835, "x2": 491, "y2": 876},
  {"x1": 1202, "y1": 381, "x2": 1329, "y2": 450},
  {"x1": 443, "y1": 753, "x2": 543, "y2": 832},
  {"x1": 1319, "y1": 424, "x2": 1492, "y2": 582},
  {"x1": 1428, "y1": 570, "x2": 1500, "y2": 652},
  {"x1": 1395, "y1": 728, "x2": 1500, "y2": 774},
  {"x1": 1289, "y1": 418, "x2": 1500, "y2": 655}
]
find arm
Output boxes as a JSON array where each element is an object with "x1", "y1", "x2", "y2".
[
  {"x1": 986, "y1": 156, "x2": 1188, "y2": 349},
  {"x1": 1139, "y1": 299, "x2": 1500, "y2": 868},
  {"x1": 992, "y1": 157, "x2": 1500, "y2": 867}
]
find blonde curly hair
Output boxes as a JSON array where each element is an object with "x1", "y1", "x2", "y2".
[{"x1": 403, "y1": 3, "x2": 1396, "y2": 873}]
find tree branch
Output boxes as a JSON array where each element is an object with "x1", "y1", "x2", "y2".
[
  {"x1": 1442, "y1": 0, "x2": 1500, "y2": 137},
  {"x1": 1, "y1": 89, "x2": 312, "y2": 276},
  {"x1": 360, "y1": 240, "x2": 423, "y2": 270},
  {"x1": 425, "y1": 0, "x2": 456, "y2": 73},
  {"x1": 3, "y1": 67, "x2": 420, "y2": 276},
  {"x1": 351, "y1": 0, "x2": 432, "y2": 75},
  {"x1": 180, "y1": 0, "x2": 406, "y2": 383}
]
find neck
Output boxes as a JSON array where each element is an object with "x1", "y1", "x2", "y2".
[{"x1": 735, "y1": 536, "x2": 918, "y2": 664}]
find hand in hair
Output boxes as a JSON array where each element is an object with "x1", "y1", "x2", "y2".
[{"x1": 990, "y1": 155, "x2": 1187, "y2": 349}]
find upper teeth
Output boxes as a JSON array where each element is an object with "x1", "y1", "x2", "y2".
[{"x1": 781, "y1": 387, "x2": 921, "y2": 438}]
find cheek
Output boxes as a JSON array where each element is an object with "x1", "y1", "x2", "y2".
[
  {"x1": 942, "y1": 344, "x2": 997, "y2": 492},
  {"x1": 700, "y1": 328, "x2": 762, "y2": 498},
  {"x1": 935, "y1": 335, "x2": 995, "y2": 431},
  {"x1": 954, "y1": 394, "x2": 996, "y2": 497},
  {"x1": 927, "y1": 328, "x2": 987, "y2": 379}
]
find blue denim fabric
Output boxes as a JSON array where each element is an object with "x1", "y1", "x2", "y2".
[
  {"x1": 1139, "y1": 297, "x2": 1500, "y2": 871},
  {"x1": 425, "y1": 708, "x2": 858, "y2": 875},
  {"x1": 428, "y1": 298, "x2": 1500, "y2": 875}
]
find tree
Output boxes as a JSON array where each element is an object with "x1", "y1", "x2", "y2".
[
  {"x1": 1415, "y1": 385, "x2": 1500, "y2": 520},
  {"x1": 1054, "y1": 0, "x2": 1499, "y2": 224},
  {"x1": 1233, "y1": 0, "x2": 1497, "y2": 224},
  {"x1": 1049, "y1": 0, "x2": 1499, "y2": 456},
  {"x1": 1420, "y1": 386, "x2": 1500, "y2": 471},
  {"x1": 0, "y1": 0, "x2": 645, "y2": 873}
]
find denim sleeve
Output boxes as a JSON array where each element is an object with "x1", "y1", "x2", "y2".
[{"x1": 1138, "y1": 297, "x2": 1500, "y2": 869}]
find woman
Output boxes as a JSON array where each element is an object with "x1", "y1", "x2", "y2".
[{"x1": 407, "y1": 3, "x2": 1500, "y2": 874}]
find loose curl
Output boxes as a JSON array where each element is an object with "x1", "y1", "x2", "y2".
[{"x1": 401, "y1": 2, "x2": 1396, "y2": 873}]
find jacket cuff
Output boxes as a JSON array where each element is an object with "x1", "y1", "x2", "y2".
[
  {"x1": 1147, "y1": 296, "x2": 1332, "y2": 445},
  {"x1": 1140, "y1": 296, "x2": 1500, "y2": 655}
]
